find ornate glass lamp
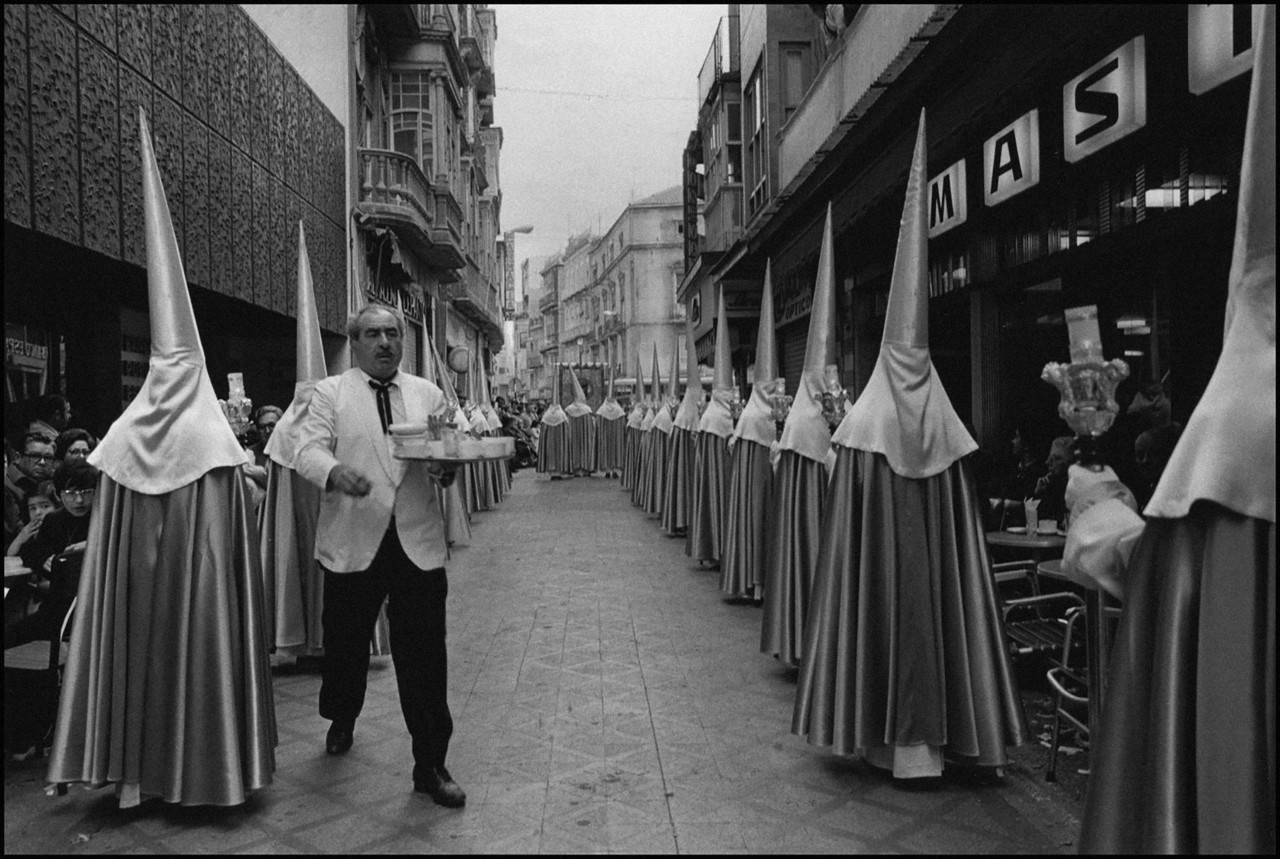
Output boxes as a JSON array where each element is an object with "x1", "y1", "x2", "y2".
[
  {"x1": 219, "y1": 372, "x2": 253, "y2": 439},
  {"x1": 766, "y1": 378, "x2": 792, "y2": 438},
  {"x1": 1041, "y1": 305, "x2": 1129, "y2": 467},
  {"x1": 817, "y1": 364, "x2": 848, "y2": 430}
]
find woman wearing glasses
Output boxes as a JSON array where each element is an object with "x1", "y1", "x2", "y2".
[{"x1": 5, "y1": 459, "x2": 98, "y2": 650}]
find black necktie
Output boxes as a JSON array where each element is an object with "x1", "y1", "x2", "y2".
[{"x1": 369, "y1": 379, "x2": 394, "y2": 434}]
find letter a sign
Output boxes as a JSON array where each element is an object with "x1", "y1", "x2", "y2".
[
  {"x1": 1063, "y1": 36, "x2": 1147, "y2": 163},
  {"x1": 928, "y1": 160, "x2": 967, "y2": 238},
  {"x1": 984, "y1": 109, "x2": 1040, "y2": 208}
]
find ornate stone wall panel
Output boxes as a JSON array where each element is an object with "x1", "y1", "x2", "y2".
[
  {"x1": 208, "y1": 133, "x2": 231, "y2": 295},
  {"x1": 150, "y1": 4, "x2": 181, "y2": 101},
  {"x1": 285, "y1": 190, "x2": 301, "y2": 318},
  {"x1": 78, "y1": 34, "x2": 120, "y2": 260},
  {"x1": 302, "y1": 204, "x2": 324, "y2": 329},
  {"x1": 180, "y1": 4, "x2": 207, "y2": 123},
  {"x1": 77, "y1": 5, "x2": 116, "y2": 53},
  {"x1": 249, "y1": 28, "x2": 267, "y2": 168},
  {"x1": 116, "y1": 4, "x2": 150, "y2": 80},
  {"x1": 252, "y1": 162, "x2": 270, "y2": 309},
  {"x1": 184, "y1": 119, "x2": 209, "y2": 289},
  {"x1": 206, "y1": 4, "x2": 230, "y2": 141},
  {"x1": 49, "y1": 6, "x2": 75, "y2": 24},
  {"x1": 296, "y1": 88, "x2": 314, "y2": 214},
  {"x1": 266, "y1": 49, "x2": 283, "y2": 180},
  {"x1": 228, "y1": 8, "x2": 249, "y2": 153},
  {"x1": 151, "y1": 91, "x2": 184, "y2": 257},
  {"x1": 232, "y1": 148, "x2": 253, "y2": 304},
  {"x1": 118, "y1": 67, "x2": 151, "y2": 266},
  {"x1": 29, "y1": 5, "x2": 80, "y2": 245},
  {"x1": 270, "y1": 174, "x2": 287, "y2": 314},
  {"x1": 282, "y1": 66, "x2": 299, "y2": 194},
  {"x1": 4, "y1": 4, "x2": 32, "y2": 229},
  {"x1": 328, "y1": 117, "x2": 345, "y2": 226}
]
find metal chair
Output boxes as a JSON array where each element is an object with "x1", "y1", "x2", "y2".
[
  {"x1": 4, "y1": 597, "x2": 75, "y2": 765},
  {"x1": 1044, "y1": 606, "x2": 1089, "y2": 781},
  {"x1": 992, "y1": 561, "x2": 1083, "y2": 665}
]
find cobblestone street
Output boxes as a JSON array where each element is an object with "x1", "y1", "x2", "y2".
[{"x1": 6, "y1": 470, "x2": 1082, "y2": 854}]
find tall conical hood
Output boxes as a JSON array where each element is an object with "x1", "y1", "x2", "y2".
[
  {"x1": 835, "y1": 110, "x2": 977, "y2": 477},
  {"x1": 654, "y1": 335, "x2": 678, "y2": 434},
  {"x1": 674, "y1": 318, "x2": 703, "y2": 431},
  {"x1": 650, "y1": 343, "x2": 663, "y2": 406},
  {"x1": 565, "y1": 363, "x2": 593, "y2": 418},
  {"x1": 1149, "y1": 4, "x2": 1275, "y2": 522},
  {"x1": 598, "y1": 356, "x2": 626, "y2": 420},
  {"x1": 628, "y1": 347, "x2": 647, "y2": 427},
  {"x1": 89, "y1": 109, "x2": 249, "y2": 493},
  {"x1": 732, "y1": 260, "x2": 781, "y2": 448},
  {"x1": 700, "y1": 285, "x2": 737, "y2": 437},
  {"x1": 778, "y1": 204, "x2": 838, "y2": 464},
  {"x1": 542, "y1": 362, "x2": 567, "y2": 426},
  {"x1": 265, "y1": 221, "x2": 327, "y2": 467},
  {"x1": 476, "y1": 350, "x2": 504, "y2": 431}
]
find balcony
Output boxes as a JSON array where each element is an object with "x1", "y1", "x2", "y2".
[
  {"x1": 356, "y1": 148, "x2": 465, "y2": 274},
  {"x1": 778, "y1": 5, "x2": 956, "y2": 190},
  {"x1": 450, "y1": 260, "x2": 504, "y2": 336},
  {"x1": 697, "y1": 14, "x2": 740, "y2": 109},
  {"x1": 367, "y1": 5, "x2": 422, "y2": 39},
  {"x1": 539, "y1": 291, "x2": 559, "y2": 314},
  {"x1": 527, "y1": 354, "x2": 543, "y2": 369}
]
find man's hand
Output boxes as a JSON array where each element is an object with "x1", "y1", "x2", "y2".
[
  {"x1": 327, "y1": 464, "x2": 373, "y2": 497},
  {"x1": 426, "y1": 463, "x2": 457, "y2": 488}
]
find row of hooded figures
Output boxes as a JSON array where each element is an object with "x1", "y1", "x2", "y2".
[{"x1": 537, "y1": 19, "x2": 1277, "y2": 853}]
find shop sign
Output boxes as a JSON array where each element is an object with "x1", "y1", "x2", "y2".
[
  {"x1": 928, "y1": 160, "x2": 967, "y2": 238},
  {"x1": 120, "y1": 308, "x2": 151, "y2": 410},
  {"x1": 1063, "y1": 36, "x2": 1147, "y2": 164},
  {"x1": 1188, "y1": 4, "x2": 1256, "y2": 95},
  {"x1": 983, "y1": 109, "x2": 1040, "y2": 207},
  {"x1": 5, "y1": 323, "x2": 51, "y2": 403}
]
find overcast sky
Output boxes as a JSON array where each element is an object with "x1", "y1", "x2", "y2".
[{"x1": 490, "y1": 4, "x2": 728, "y2": 285}]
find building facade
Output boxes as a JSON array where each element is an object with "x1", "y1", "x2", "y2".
[
  {"x1": 537, "y1": 252, "x2": 563, "y2": 398},
  {"x1": 4, "y1": 4, "x2": 349, "y2": 438}
]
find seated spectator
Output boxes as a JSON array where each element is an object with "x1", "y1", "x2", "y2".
[
  {"x1": 6, "y1": 460, "x2": 98, "y2": 650},
  {"x1": 7, "y1": 480, "x2": 58, "y2": 559},
  {"x1": 23, "y1": 394, "x2": 72, "y2": 446},
  {"x1": 1032, "y1": 436, "x2": 1074, "y2": 523},
  {"x1": 989, "y1": 426, "x2": 1046, "y2": 529},
  {"x1": 7, "y1": 434, "x2": 57, "y2": 517},
  {"x1": 253, "y1": 405, "x2": 282, "y2": 460},
  {"x1": 54, "y1": 428, "x2": 97, "y2": 464},
  {"x1": 1132, "y1": 422, "x2": 1184, "y2": 509}
]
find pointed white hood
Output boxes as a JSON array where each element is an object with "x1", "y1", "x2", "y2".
[
  {"x1": 652, "y1": 338, "x2": 677, "y2": 435},
  {"x1": 90, "y1": 109, "x2": 249, "y2": 493},
  {"x1": 1147, "y1": 5, "x2": 1275, "y2": 522},
  {"x1": 778, "y1": 203, "x2": 838, "y2": 465},
  {"x1": 266, "y1": 221, "x2": 327, "y2": 469},
  {"x1": 834, "y1": 111, "x2": 977, "y2": 478},
  {"x1": 732, "y1": 259, "x2": 781, "y2": 449},
  {"x1": 541, "y1": 363, "x2": 568, "y2": 427},
  {"x1": 627, "y1": 348, "x2": 648, "y2": 428},
  {"x1": 699, "y1": 285, "x2": 737, "y2": 438},
  {"x1": 565, "y1": 363, "x2": 593, "y2": 418},
  {"x1": 674, "y1": 320, "x2": 704, "y2": 432},
  {"x1": 597, "y1": 360, "x2": 626, "y2": 421}
]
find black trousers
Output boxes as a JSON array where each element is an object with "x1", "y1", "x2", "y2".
[{"x1": 319, "y1": 522, "x2": 452, "y2": 779}]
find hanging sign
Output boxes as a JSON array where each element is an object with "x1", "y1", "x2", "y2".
[
  {"x1": 983, "y1": 109, "x2": 1040, "y2": 207},
  {"x1": 1063, "y1": 36, "x2": 1147, "y2": 164},
  {"x1": 928, "y1": 160, "x2": 967, "y2": 238},
  {"x1": 1188, "y1": 4, "x2": 1256, "y2": 94}
]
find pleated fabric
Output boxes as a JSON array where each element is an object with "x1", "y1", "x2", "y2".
[
  {"x1": 792, "y1": 449, "x2": 1028, "y2": 773},
  {"x1": 622, "y1": 426, "x2": 642, "y2": 491},
  {"x1": 567, "y1": 412, "x2": 597, "y2": 474},
  {"x1": 688, "y1": 431, "x2": 730, "y2": 564},
  {"x1": 760, "y1": 450, "x2": 828, "y2": 666},
  {"x1": 538, "y1": 421, "x2": 571, "y2": 476},
  {"x1": 47, "y1": 468, "x2": 277, "y2": 807},
  {"x1": 1080, "y1": 502, "x2": 1276, "y2": 854},
  {"x1": 463, "y1": 463, "x2": 487, "y2": 513},
  {"x1": 597, "y1": 416, "x2": 626, "y2": 474},
  {"x1": 661, "y1": 426, "x2": 697, "y2": 535},
  {"x1": 259, "y1": 460, "x2": 323, "y2": 654},
  {"x1": 442, "y1": 481, "x2": 471, "y2": 545},
  {"x1": 633, "y1": 430, "x2": 653, "y2": 507},
  {"x1": 720, "y1": 439, "x2": 774, "y2": 598},
  {"x1": 643, "y1": 431, "x2": 670, "y2": 518}
]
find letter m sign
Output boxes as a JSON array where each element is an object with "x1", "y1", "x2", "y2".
[{"x1": 928, "y1": 160, "x2": 967, "y2": 239}]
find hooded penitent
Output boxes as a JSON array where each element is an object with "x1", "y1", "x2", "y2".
[
  {"x1": 638, "y1": 344, "x2": 666, "y2": 514},
  {"x1": 721, "y1": 260, "x2": 779, "y2": 598},
  {"x1": 258, "y1": 221, "x2": 329, "y2": 654},
  {"x1": 538, "y1": 364, "x2": 571, "y2": 476},
  {"x1": 596, "y1": 360, "x2": 627, "y2": 475},
  {"x1": 623, "y1": 347, "x2": 648, "y2": 493},
  {"x1": 1080, "y1": 9, "x2": 1275, "y2": 852},
  {"x1": 689, "y1": 285, "x2": 736, "y2": 563},
  {"x1": 664, "y1": 322, "x2": 703, "y2": 535},
  {"x1": 565, "y1": 363, "x2": 597, "y2": 474},
  {"x1": 792, "y1": 110, "x2": 1025, "y2": 780},
  {"x1": 49, "y1": 109, "x2": 276, "y2": 807},
  {"x1": 761, "y1": 203, "x2": 839, "y2": 667}
]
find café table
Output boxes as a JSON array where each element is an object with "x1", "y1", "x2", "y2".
[{"x1": 1037, "y1": 558, "x2": 1122, "y2": 752}]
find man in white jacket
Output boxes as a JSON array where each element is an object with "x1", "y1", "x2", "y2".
[{"x1": 295, "y1": 303, "x2": 465, "y2": 807}]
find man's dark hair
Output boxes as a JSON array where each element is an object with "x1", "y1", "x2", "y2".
[
  {"x1": 21, "y1": 433, "x2": 54, "y2": 455},
  {"x1": 28, "y1": 393, "x2": 69, "y2": 423},
  {"x1": 55, "y1": 428, "x2": 97, "y2": 461},
  {"x1": 53, "y1": 459, "x2": 100, "y2": 493}
]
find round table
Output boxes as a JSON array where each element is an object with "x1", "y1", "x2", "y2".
[{"x1": 985, "y1": 530, "x2": 1066, "y2": 551}]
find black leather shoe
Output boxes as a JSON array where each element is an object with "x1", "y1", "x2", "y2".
[
  {"x1": 414, "y1": 766, "x2": 466, "y2": 807},
  {"x1": 325, "y1": 721, "x2": 354, "y2": 755}
]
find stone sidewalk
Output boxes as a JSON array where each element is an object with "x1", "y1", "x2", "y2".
[{"x1": 5, "y1": 469, "x2": 1081, "y2": 853}]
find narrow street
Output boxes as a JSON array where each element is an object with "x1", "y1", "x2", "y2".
[{"x1": 6, "y1": 470, "x2": 1081, "y2": 854}]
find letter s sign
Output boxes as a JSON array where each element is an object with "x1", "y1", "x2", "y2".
[{"x1": 1063, "y1": 36, "x2": 1147, "y2": 164}]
